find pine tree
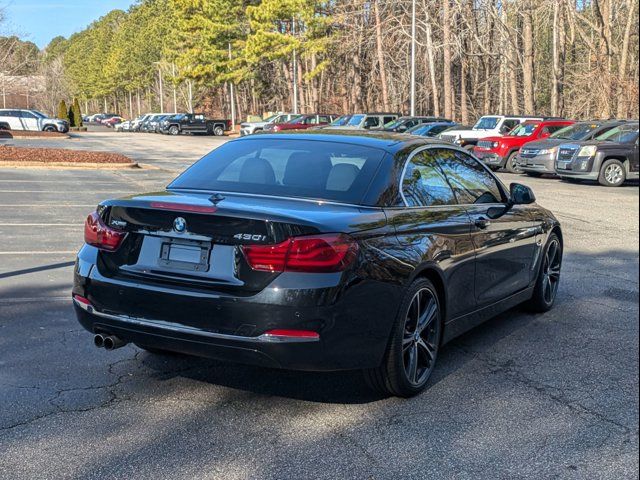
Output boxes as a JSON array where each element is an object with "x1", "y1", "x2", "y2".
[
  {"x1": 72, "y1": 98, "x2": 83, "y2": 127},
  {"x1": 57, "y1": 100, "x2": 69, "y2": 123},
  {"x1": 67, "y1": 105, "x2": 75, "y2": 127}
]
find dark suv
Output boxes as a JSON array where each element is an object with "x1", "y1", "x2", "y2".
[
  {"x1": 555, "y1": 122, "x2": 639, "y2": 186},
  {"x1": 517, "y1": 120, "x2": 625, "y2": 176}
]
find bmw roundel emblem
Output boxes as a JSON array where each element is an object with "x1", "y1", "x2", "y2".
[{"x1": 173, "y1": 217, "x2": 187, "y2": 233}]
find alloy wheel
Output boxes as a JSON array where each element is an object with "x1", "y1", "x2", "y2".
[
  {"x1": 542, "y1": 239, "x2": 562, "y2": 304},
  {"x1": 604, "y1": 164, "x2": 624, "y2": 185},
  {"x1": 402, "y1": 288, "x2": 440, "y2": 386}
]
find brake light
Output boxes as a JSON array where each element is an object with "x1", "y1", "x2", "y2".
[
  {"x1": 242, "y1": 234, "x2": 358, "y2": 273},
  {"x1": 84, "y1": 211, "x2": 126, "y2": 251},
  {"x1": 149, "y1": 202, "x2": 217, "y2": 214}
]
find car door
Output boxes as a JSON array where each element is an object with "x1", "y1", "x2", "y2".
[
  {"x1": 385, "y1": 148, "x2": 476, "y2": 319},
  {"x1": 19, "y1": 111, "x2": 39, "y2": 130},
  {"x1": 438, "y1": 149, "x2": 541, "y2": 307}
]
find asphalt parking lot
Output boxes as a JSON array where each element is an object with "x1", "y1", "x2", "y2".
[{"x1": 0, "y1": 131, "x2": 638, "y2": 479}]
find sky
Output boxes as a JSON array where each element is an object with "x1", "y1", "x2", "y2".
[{"x1": 1, "y1": 0, "x2": 135, "y2": 48}]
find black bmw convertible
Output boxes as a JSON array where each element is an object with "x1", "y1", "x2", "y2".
[{"x1": 73, "y1": 131, "x2": 562, "y2": 397}]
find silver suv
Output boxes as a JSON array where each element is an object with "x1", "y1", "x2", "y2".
[{"x1": 0, "y1": 109, "x2": 69, "y2": 133}]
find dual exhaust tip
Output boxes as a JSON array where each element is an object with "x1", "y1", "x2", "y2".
[{"x1": 94, "y1": 333, "x2": 127, "y2": 351}]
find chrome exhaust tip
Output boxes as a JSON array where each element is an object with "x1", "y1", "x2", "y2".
[
  {"x1": 94, "y1": 334, "x2": 106, "y2": 348},
  {"x1": 103, "y1": 335, "x2": 127, "y2": 351}
]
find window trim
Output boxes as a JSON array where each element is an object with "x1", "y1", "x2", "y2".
[{"x1": 398, "y1": 144, "x2": 509, "y2": 209}]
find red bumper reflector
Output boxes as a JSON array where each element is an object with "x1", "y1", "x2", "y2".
[
  {"x1": 73, "y1": 294, "x2": 91, "y2": 306},
  {"x1": 263, "y1": 329, "x2": 320, "y2": 339},
  {"x1": 149, "y1": 202, "x2": 217, "y2": 214}
]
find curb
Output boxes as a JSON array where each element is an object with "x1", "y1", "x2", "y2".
[{"x1": 0, "y1": 161, "x2": 140, "y2": 170}]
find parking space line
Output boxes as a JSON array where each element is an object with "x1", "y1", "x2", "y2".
[
  {"x1": 0, "y1": 204, "x2": 96, "y2": 207},
  {"x1": 0, "y1": 223, "x2": 80, "y2": 226},
  {"x1": 0, "y1": 190, "x2": 130, "y2": 193},
  {"x1": 0, "y1": 296, "x2": 69, "y2": 305},
  {"x1": 0, "y1": 251, "x2": 77, "y2": 255}
]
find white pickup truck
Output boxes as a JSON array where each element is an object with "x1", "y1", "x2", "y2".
[
  {"x1": 0, "y1": 109, "x2": 70, "y2": 133},
  {"x1": 439, "y1": 115, "x2": 543, "y2": 150}
]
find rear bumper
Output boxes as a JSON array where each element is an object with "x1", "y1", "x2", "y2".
[
  {"x1": 72, "y1": 247, "x2": 400, "y2": 371},
  {"x1": 74, "y1": 301, "x2": 327, "y2": 370},
  {"x1": 474, "y1": 151, "x2": 505, "y2": 167}
]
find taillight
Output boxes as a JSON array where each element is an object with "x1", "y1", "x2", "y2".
[
  {"x1": 84, "y1": 211, "x2": 126, "y2": 251},
  {"x1": 242, "y1": 234, "x2": 358, "y2": 273}
]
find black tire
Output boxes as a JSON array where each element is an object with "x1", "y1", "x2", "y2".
[
  {"x1": 364, "y1": 278, "x2": 442, "y2": 397},
  {"x1": 135, "y1": 344, "x2": 176, "y2": 355},
  {"x1": 169, "y1": 125, "x2": 180, "y2": 136},
  {"x1": 213, "y1": 125, "x2": 225, "y2": 136},
  {"x1": 526, "y1": 233, "x2": 562, "y2": 313},
  {"x1": 505, "y1": 151, "x2": 522, "y2": 173},
  {"x1": 598, "y1": 159, "x2": 626, "y2": 187},
  {"x1": 525, "y1": 172, "x2": 543, "y2": 178},
  {"x1": 43, "y1": 125, "x2": 57, "y2": 132}
]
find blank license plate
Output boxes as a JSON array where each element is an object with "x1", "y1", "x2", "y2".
[
  {"x1": 159, "y1": 241, "x2": 210, "y2": 271},
  {"x1": 169, "y1": 245, "x2": 201, "y2": 263}
]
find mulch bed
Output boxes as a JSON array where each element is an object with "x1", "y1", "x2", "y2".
[
  {"x1": 0, "y1": 130, "x2": 69, "y2": 138},
  {"x1": 0, "y1": 145, "x2": 134, "y2": 165}
]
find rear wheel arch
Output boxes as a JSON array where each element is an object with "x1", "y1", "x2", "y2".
[
  {"x1": 411, "y1": 266, "x2": 447, "y2": 330},
  {"x1": 551, "y1": 225, "x2": 563, "y2": 247}
]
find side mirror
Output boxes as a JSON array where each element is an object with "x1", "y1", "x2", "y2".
[
  {"x1": 540, "y1": 131, "x2": 551, "y2": 138},
  {"x1": 510, "y1": 182, "x2": 536, "y2": 205}
]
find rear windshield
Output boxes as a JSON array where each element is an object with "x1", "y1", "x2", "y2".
[{"x1": 168, "y1": 138, "x2": 387, "y2": 204}]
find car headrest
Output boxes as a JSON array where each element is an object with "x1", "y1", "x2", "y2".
[
  {"x1": 239, "y1": 157, "x2": 276, "y2": 185},
  {"x1": 283, "y1": 152, "x2": 332, "y2": 189},
  {"x1": 326, "y1": 163, "x2": 360, "y2": 191}
]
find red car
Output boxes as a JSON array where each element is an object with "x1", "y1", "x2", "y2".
[
  {"x1": 473, "y1": 119, "x2": 575, "y2": 172},
  {"x1": 265, "y1": 114, "x2": 337, "y2": 132},
  {"x1": 103, "y1": 116, "x2": 125, "y2": 128}
]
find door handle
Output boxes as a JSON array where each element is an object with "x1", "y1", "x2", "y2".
[{"x1": 475, "y1": 218, "x2": 491, "y2": 229}]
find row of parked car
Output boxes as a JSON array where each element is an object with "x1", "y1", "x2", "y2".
[
  {"x1": 240, "y1": 112, "x2": 639, "y2": 187},
  {"x1": 102, "y1": 112, "x2": 231, "y2": 136}
]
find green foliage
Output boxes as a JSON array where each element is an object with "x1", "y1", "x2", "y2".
[
  {"x1": 169, "y1": 0, "x2": 248, "y2": 84},
  {"x1": 69, "y1": 98, "x2": 82, "y2": 127},
  {"x1": 57, "y1": 100, "x2": 69, "y2": 123},
  {"x1": 67, "y1": 105, "x2": 75, "y2": 127}
]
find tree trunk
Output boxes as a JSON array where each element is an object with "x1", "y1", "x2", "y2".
[
  {"x1": 443, "y1": 0, "x2": 453, "y2": 119},
  {"x1": 551, "y1": 1, "x2": 566, "y2": 117},
  {"x1": 522, "y1": 1, "x2": 535, "y2": 114},
  {"x1": 373, "y1": 0, "x2": 390, "y2": 111},
  {"x1": 616, "y1": 0, "x2": 636, "y2": 117},
  {"x1": 460, "y1": 57, "x2": 469, "y2": 124},
  {"x1": 425, "y1": 20, "x2": 440, "y2": 117}
]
